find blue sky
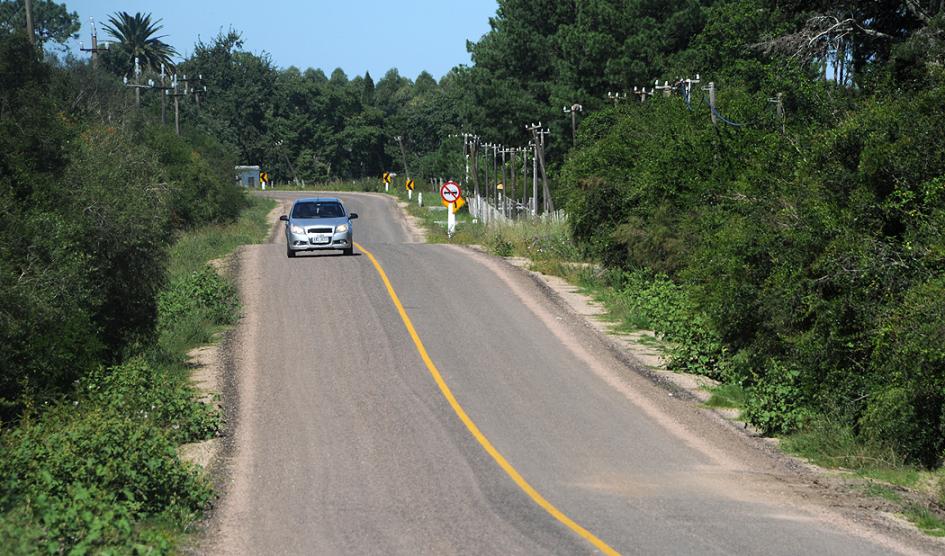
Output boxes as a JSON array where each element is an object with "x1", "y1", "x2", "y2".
[{"x1": 65, "y1": 0, "x2": 498, "y2": 80}]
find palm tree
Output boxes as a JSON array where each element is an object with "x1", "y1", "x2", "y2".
[{"x1": 103, "y1": 11, "x2": 177, "y2": 75}]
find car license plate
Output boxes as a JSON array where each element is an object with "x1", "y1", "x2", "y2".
[{"x1": 312, "y1": 234, "x2": 332, "y2": 245}]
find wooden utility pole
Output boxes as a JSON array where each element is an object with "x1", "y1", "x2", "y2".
[
  {"x1": 80, "y1": 18, "x2": 110, "y2": 67},
  {"x1": 526, "y1": 122, "x2": 552, "y2": 214},
  {"x1": 655, "y1": 80, "x2": 673, "y2": 97},
  {"x1": 634, "y1": 86, "x2": 654, "y2": 103},
  {"x1": 123, "y1": 58, "x2": 154, "y2": 108},
  {"x1": 395, "y1": 135, "x2": 410, "y2": 183},
  {"x1": 24, "y1": 0, "x2": 34, "y2": 44},
  {"x1": 166, "y1": 74, "x2": 186, "y2": 135},
  {"x1": 563, "y1": 103, "x2": 583, "y2": 147}
]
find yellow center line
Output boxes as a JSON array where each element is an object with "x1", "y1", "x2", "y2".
[{"x1": 355, "y1": 242, "x2": 620, "y2": 556}]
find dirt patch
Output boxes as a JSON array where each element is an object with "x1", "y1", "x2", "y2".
[{"x1": 397, "y1": 200, "x2": 427, "y2": 242}]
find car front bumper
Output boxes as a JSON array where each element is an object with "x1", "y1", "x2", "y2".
[{"x1": 286, "y1": 230, "x2": 353, "y2": 252}]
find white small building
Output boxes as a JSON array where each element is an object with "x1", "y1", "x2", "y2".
[{"x1": 235, "y1": 165, "x2": 261, "y2": 188}]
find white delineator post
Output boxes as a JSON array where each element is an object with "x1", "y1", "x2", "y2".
[
  {"x1": 408, "y1": 188, "x2": 412, "y2": 201},
  {"x1": 418, "y1": 192, "x2": 423, "y2": 207},
  {"x1": 385, "y1": 182, "x2": 389, "y2": 193},
  {"x1": 447, "y1": 203, "x2": 456, "y2": 238}
]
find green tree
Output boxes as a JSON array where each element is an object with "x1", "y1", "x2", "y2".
[
  {"x1": 102, "y1": 11, "x2": 177, "y2": 75},
  {"x1": 0, "y1": 0, "x2": 78, "y2": 46}
]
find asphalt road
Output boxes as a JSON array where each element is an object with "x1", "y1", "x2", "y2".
[{"x1": 208, "y1": 191, "x2": 926, "y2": 555}]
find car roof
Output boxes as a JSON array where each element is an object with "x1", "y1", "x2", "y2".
[{"x1": 294, "y1": 197, "x2": 343, "y2": 204}]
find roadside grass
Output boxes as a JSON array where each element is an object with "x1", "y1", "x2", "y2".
[
  {"x1": 0, "y1": 196, "x2": 275, "y2": 554},
  {"x1": 703, "y1": 383, "x2": 748, "y2": 409},
  {"x1": 266, "y1": 177, "x2": 386, "y2": 193},
  {"x1": 904, "y1": 506, "x2": 945, "y2": 537},
  {"x1": 168, "y1": 196, "x2": 277, "y2": 278},
  {"x1": 783, "y1": 419, "x2": 945, "y2": 534}
]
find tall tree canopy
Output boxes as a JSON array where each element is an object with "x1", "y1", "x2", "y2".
[
  {"x1": 0, "y1": 0, "x2": 78, "y2": 46},
  {"x1": 103, "y1": 11, "x2": 176, "y2": 75}
]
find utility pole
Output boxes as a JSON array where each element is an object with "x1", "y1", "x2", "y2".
[
  {"x1": 526, "y1": 122, "x2": 552, "y2": 214},
  {"x1": 123, "y1": 58, "x2": 154, "y2": 108},
  {"x1": 530, "y1": 140, "x2": 538, "y2": 216},
  {"x1": 563, "y1": 103, "x2": 583, "y2": 147},
  {"x1": 158, "y1": 64, "x2": 168, "y2": 124},
  {"x1": 468, "y1": 134, "x2": 481, "y2": 200},
  {"x1": 275, "y1": 139, "x2": 300, "y2": 185},
  {"x1": 705, "y1": 82, "x2": 717, "y2": 126},
  {"x1": 521, "y1": 146, "x2": 529, "y2": 210},
  {"x1": 680, "y1": 74, "x2": 701, "y2": 107},
  {"x1": 655, "y1": 80, "x2": 673, "y2": 97},
  {"x1": 493, "y1": 144, "x2": 500, "y2": 209},
  {"x1": 394, "y1": 135, "x2": 410, "y2": 185},
  {"x1": 24, "y1": 0, "x2": 34, "y2": 44},
  {"x1": 191, "y1": 75, "x2": 206, "y2": 115},
  {"x1": 769, "y1": 92, "x2": 785, "y2": 134},
  {"x1": 607, "y1": 91, "x2": 628, "y2": 105},
  {"x1": 633, "y1": 86, "x2": 654, "y2": 103},
  {"x1": 166, "y1": 73, "x2": 186, "y2": 135},
  {"x1": 79, "y1": 17, "x2": 110, "y2": 68}
]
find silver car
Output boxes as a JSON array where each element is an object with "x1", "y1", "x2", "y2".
[{"x1": 281, "y1": 197, "x2": 358, "y2": 258}]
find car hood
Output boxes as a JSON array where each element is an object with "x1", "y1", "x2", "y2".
[{"x1": 290, "y1": 217, "x2": 350, "y2": 228}]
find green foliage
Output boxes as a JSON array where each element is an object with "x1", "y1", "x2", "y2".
[
  {"x1": 903, "y1": 505, "x2": 945, "y2": 537},
  {"x1": 743, "y1": 361, "x2": 811, "y2": 434},
  {"x1": 0, "y1": 401, "x2": 212, "y2": 553},
  {"x1": 0, "y1": 0, "x2": 80, "y2": 47},
  {"x1": 584, "y1": 270, "x2": 727, "y2": 379},
  {"x1": 143, "y1": 125, "x2": 247, "y2": 228},
  {"x1": 81, "y1": 357, "x2": 221, "y2": 445},
  {"x1": 704, "y1": 383, "x2": 747, "y2": 409},
  {"x1": 101, "y1": 11, "x2": 177, "y2": 75},
  {"x1": 489, "y1": 233, "x2": 514, "y2": 257},
  {"x1": 158, "y1": 266, "x2": 240, "y2": 350}
]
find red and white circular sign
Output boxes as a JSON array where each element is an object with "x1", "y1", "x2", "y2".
[{"x1": 440, "y1": 181, "x2": 462, "y2": 203}]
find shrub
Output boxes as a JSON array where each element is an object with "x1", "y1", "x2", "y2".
[
  {"x1": 159, "y1": 266, "x2": 240, "y2": 332},
  {"x1": 0, "y1": 405, "x2": 211, "y2": 553},
  {"x1": 743, "y1": 360, "x2": 810, "y2": 434},
  {"x1": 81, "y1": 358, "x2": 221, "y2": 445}
]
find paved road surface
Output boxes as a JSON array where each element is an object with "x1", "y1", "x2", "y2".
[{"x1": 207, "y1": 191, "x2": 930, "y2": 555}]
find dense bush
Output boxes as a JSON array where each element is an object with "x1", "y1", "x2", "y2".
[
  {"x1": 562, "y1": 61, "x2": 945, "y2": 465},
  {"x1": 0, "y1": 30, "x2": 247, "y2": 421},
  {"x1": 0, "y1": 400, "x2": 212, "y2": 552}
]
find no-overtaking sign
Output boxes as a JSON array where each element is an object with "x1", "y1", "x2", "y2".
[{"x1": 440, "y1": 181, "x2": 462, "y2": 203}]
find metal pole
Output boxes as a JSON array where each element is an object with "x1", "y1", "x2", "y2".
[{"x1": 174, "y1": 94, "x2": 180, "y2": 135}]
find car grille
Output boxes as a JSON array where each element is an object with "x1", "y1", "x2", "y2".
[{"x1": 307, "y1": 227, "x2": 333, "y2": 234}]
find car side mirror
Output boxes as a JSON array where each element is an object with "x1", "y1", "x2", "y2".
[
  {"x1": 279, "y1": 215, "x2": 288, "y2": 222},
  {"x1": 349, "y1": 213, "x2": 358, "y2": 220}
]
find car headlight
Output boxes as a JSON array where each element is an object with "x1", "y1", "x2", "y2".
[
  {"x1": 335, "y1": 223, "x2": 349, "y2": 233},
  {"x1": 290, "y1": 225, "x2": 304, "y2": 234}
]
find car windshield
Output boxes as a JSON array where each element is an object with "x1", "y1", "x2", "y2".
[{"x1": 292, "y1": 202, "x2": 345, "y2": 219}]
